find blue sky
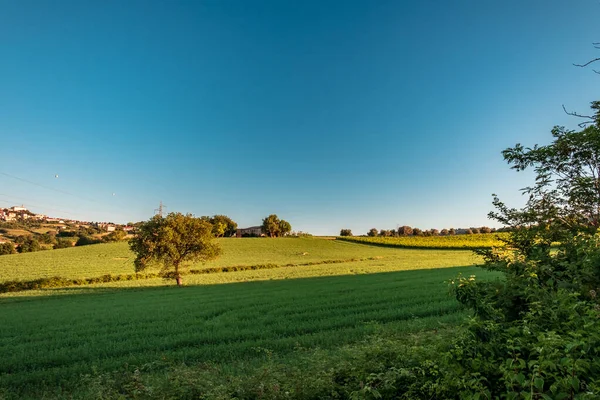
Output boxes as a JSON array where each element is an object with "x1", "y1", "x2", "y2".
[{"x1": 1, "y1": 1, "x2": 599, "y2": 235}]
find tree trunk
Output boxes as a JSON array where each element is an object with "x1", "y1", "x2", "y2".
[{"x1": 174, "y1": 262, "x2": 183, "y2": 286}]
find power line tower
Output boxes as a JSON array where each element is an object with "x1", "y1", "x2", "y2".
[{"x1": 154, "y1": 201, "x2": 167, "y2": 217}]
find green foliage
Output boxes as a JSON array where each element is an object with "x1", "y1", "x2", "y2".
[
  {"x1": 53, "y1": 238, "x2": 73, "y2": 249},
  {"x1": 208, "y1": 215, "x2": 238, "y2": 237},
  {"x1": 75, "y1": 235, "x2": 102, "y2": 246},
  {"x1": 37, "y1": 232, "x2": 56, "y2": 245},
  {"x1": 446, "y1": 102, "x2": 600, "y2": 398},
  {"x1": 130, "y1": 212, "x2": 221, "y2": 285},
  {"x1": 57, "y1": 230, "x2": 78, "y2": 237},
  {"x1": 15, "y1": 235, "x2": 41, "y2": 253},
  {"x1": 368, "y1": 228, "x2": 378, "y2": 237},
  {"x1": 278, "y1": 219, "x2": 292, "y2": 236},
  {"x1": 0, "y1": 242, "x2": 16, "y2": 256},
  {"x1": 102, "y1": 229, "x2": 126, "y2": 242},
  {"x1": 340, "y1": 228, "x2": 353, "y2": 236},
  {"x1": 261, "y1": 214, "x2": 292, "y2": 238}
]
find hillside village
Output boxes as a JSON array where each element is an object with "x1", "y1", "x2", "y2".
[
  {"x1": 0, "y1": 205, "x2": 138, "y2": 254},
  {"x1": 0, "y1": 205, "x2": 123, "y2": 229}
]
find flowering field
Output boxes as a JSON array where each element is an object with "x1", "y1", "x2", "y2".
[{"x1": 336, "y1": 233, "x2": 508, "y2": 250}]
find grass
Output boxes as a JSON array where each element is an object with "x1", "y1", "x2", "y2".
[
  {"x1": 0, "y1": 236, "x2": 491, "y2": 397},
  {"x1": 0, "y1": 265, "x2": 499, "y2": 398},
  {"x1": 0, "y1": 237, "x2": 480, "y2": 283},
  {"x1": 337, "y1": 232, "x2": 508, "y2": 249}
]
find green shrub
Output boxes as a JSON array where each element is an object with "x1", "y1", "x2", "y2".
[
  {"x1": 0, "y1": 242, "x2": 16, "y2": 255},
  {"x1": 75, "y1": 235, "x2": 103, "y2": 246},
  {"x1": 54, "y1": 238, "x2": 73, "y2": 249}
]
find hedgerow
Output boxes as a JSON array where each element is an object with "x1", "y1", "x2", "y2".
[{"x1": 0, "y1": 256, "x2": 384, "y2": 293}]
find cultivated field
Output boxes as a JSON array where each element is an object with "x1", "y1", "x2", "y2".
[
  {"x1": 0, "y1": 237, "x2": 496, "y2": 398},
  {"x1": 337, "y1": 232, "x2": 508, "y2": 249},
  {"x1": 0, "y1": 238, "x2": 481, "y2": 284},
  {"x1": 0, "y1": 266, "x2": 497, "y2": 398}
]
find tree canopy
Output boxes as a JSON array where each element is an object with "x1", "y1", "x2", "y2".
[
  {"x1": 129, "y1": 212, "x2": 221, "y2": 286},
  {"x1": 261, "y1": 214, "x2": 291, "y2": 238},
  {"x1": 210, "y1": 215, "x2": 238, "y2": 237},
  {"x1": 449, "y1": 102, "x2": 600, "y2": 397},
  {"x1": 339, "y1": 229, "x2": 353, "y2": 237}
]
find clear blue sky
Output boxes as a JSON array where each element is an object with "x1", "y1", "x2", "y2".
[{"x1": 1, "y1": 1, "x2": 599, "y2": 235}]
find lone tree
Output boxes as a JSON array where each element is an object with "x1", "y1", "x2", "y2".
[
  {"x1": 340, "y1": 229, "x2": 353, "y2": 236},
  {"x1": 367, "y1": 228, "x2": 378, "y2": 237},
  {"x1": 130, "y1": 212, "x2": 221, "y2": 286},
  {"x1": 261, "y1": 214, "x2": 291, "y2": 237}
]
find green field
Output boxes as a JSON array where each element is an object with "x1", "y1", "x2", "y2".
[
  {"x1": 0, "y1": 238, "x2": 480, "y2": 283},
  {"x1": 0, "y1": 266, "x2": 497, "y2": 398},
  {"x1": 0, "y1": 237, "x2": 493, "y2": 398},
  {"x1": 337, "y1": 233, "x2": 508, "y2": 249}
]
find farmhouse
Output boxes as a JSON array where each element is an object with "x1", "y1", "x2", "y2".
[{"x1": 236, "y1": 226, "x2": 263, "y2": 237}]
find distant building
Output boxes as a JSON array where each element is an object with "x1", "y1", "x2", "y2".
[
  {"x1": 106, "y1": 225, "x2": 116, "y2": 232},
  {"x1": 9, "y1": 205, "x2": 28, "y2": 212},
  {"x1": 236, "y1": 226, "x2": 263, "y2": 237}
]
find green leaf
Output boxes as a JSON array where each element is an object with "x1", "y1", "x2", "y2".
[{"x1": 534, "y1": 377, "x2": 544, "y2": 390}]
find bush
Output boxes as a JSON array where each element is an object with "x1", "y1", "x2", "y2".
[
  {"x1": 446, "y1": 101, "x2": 600, "y2": 398},
  {"x1": 103, "y1": 229, "x2": 126, "y2": 242},
  {"x1": 0, "y1": 242, "x2": 16, "y2": 255},
  {"x1": 37, "y1": 232, "x2": 56, "y2": 245},
  {"x1": 57, "y1": 230, "x2": 77, "y2": 237},
  {"x1": 15, "y1": 235, "x2": 41, "y2": 253},
  {"x1": 54, "y1": 238, "x2": 73, "y2": 249},
  {"x1": 75, "y1": 235, "x2": 103, "y2": 246}
]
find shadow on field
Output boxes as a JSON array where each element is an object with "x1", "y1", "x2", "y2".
[{"x1": 0, "y1": 265, "x2": 496, "y2": 305}]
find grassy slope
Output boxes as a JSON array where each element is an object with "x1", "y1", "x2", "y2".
[
  {"x1": 0, "y1": 266, "x2": 498, "y2": 396},
  {"x1": 0, "y1": 238, "x2": 480, "y2": 282}
]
